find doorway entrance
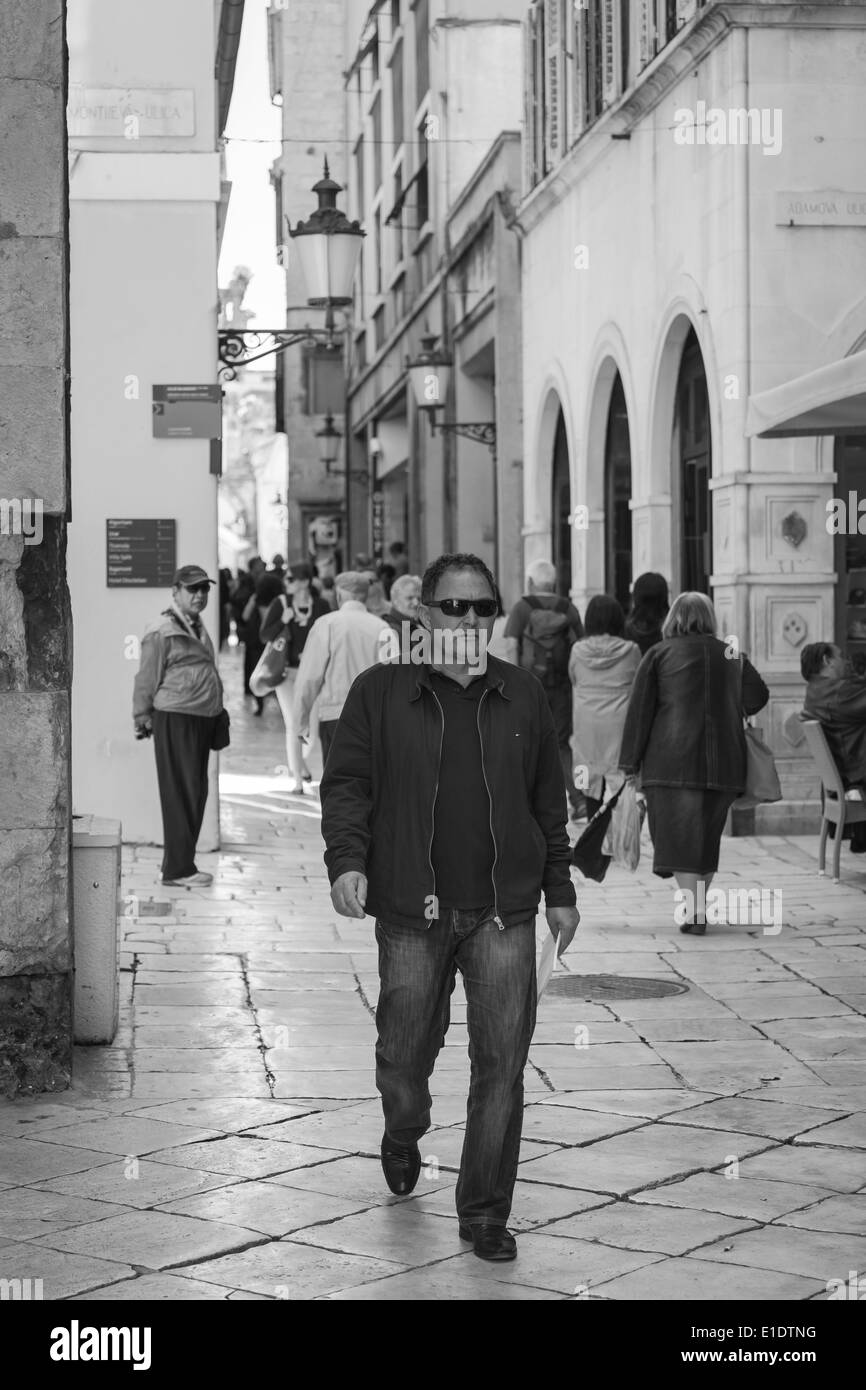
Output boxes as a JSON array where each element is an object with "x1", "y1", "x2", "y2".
[
  {"x1": 604, "y1": 373, "x2": 632, "y2": 610},
  {"x1": 675, "y1": 328, "x2": 712, "y2": 594},
  {"x1": 551, "y1": 409, "x2": 571, "y2": 597}
]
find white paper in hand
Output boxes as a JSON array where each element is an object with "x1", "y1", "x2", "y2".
[{"x1": 537, "y1": 931, "x2": 559, "y2": 998}]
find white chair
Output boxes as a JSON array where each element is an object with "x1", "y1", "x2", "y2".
[{"x1": 801, "y1": 719, "x2": 866, "y2": 882}]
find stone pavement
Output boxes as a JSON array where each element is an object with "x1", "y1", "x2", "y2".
[{"x1": 1, "y1": 650, "x2": 865, "y2": 1301}]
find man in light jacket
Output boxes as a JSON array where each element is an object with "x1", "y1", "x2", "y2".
[
  {"x1": 133, "y1": 565, "x2": 224, "y2": 887},
  {"x1": 294, "y1": 571, "x2": 389, "y2": 768}
]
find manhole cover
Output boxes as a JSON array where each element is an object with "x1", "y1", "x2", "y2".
[
  {"x1": 546, "y1": 974, "x2": 690, "y2": 1000},
  {"x1": 138, "y1": 901, "x2": 173, "y2": 917}
]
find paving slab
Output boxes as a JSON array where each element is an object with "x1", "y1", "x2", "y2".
[
  {"x1": 126, "y1": 1099, "x2": 319, "y2": 1131},
  {"x1": 633, "y1": 1173, "x2": 837, "y2": 1220},
  {"x1": 792, "y1": 1113, "x2": 866, "y2": 1149},
  {"x1": 695, "y1": 1226, "x2": 866, "y2": 1281},
  {"x1": 178, "y1": 1239, "x2": 408, "y2": 1299},
  {"x1": 71, "y1": 1273, "x2": 264, "y2": 1300},
  {"x1": 28, "y1": 1117, "x2": 223, "y2": 1155},
  {"x1": 322, "y1": 1264, "x2": 564, "y2": 1300},
  {"x1": 156, "y1": 1181, "x2": 372, "y2": 1237},
  {"x1": 0, "y1": 1241, "x2": 135, "y2": 1298},
  {"x1": 735, "y1": 1145, "x2": 866, "y2": 1192},
  {"x1": 517, "y1": 1124, "x2": 774, "y2": 1196},
  {"x1": 0, "y1": 1140, "x2": 118, "y2": 1186},
  {"x1": 31, "y1": 1210, "x2": 266, "y2": 1269},
  {"x1": 30, "y1": 1160, "x2": 239, "y2": 1209},
  {"x1": 266, "y1": 1155, "x2": 452, "y2": 1206},
  {"x1": 775, "y1": 1194, "x2": 866, "y2": 1235},
  {"x1": 541, "y1": 1201, "x2": 757, "y2": 1255},
  {"x1": 588, "y1": 1256, "x2": 823, "y2": 1301},
  {"x1": 659, "y1": 1097, "x2": 845, "y2": 1141},
  {"x1": 405, "y1": 1180, "x2": 612, "y2": 1231},
  {"x1": 144, "y1": 1137, "x2": 345, "y2": 1179},
  {"x1": 0, "y1": 1191, "x2": 136, "y2": 1242}
]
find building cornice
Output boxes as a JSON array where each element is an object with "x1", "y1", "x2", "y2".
[{"x1": 518, "y1": 3, "x2": 866, "y2": 237}]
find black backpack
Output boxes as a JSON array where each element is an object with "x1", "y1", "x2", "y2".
[{"x1": 520, "y1": 596, "x2": 573, "y2": 687}]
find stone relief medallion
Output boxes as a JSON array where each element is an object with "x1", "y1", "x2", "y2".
[
  {"x1": 782, "y1": 511, "x2": 807, "y2": 548},
  {"x1": 782, "y1": 711, "x2": 806, "y2": 747},
  {"x1": 782, "y1": 612, "x2": 808, "y2": 647}
]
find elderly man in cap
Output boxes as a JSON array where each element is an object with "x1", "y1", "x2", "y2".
[
  {"x1": 294, "y1": 571, "x2": 389, "y2": 769},
  {"x1": 133, "y1": 565, "x2": 226, "y2": 886}
]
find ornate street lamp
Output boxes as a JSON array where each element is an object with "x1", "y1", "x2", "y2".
[
  {"x1": 406, "y1": 332, "x2": 496, "y2": 453},
  {"x1": 218, "y1": 160, "x2": 365, "y2": 381},
  {"x1": 316, "y1": 413, "x2": 342, "y2": 470},
  {"x1": 289, "y1": 161, "x2": 365, "y2": 308}
]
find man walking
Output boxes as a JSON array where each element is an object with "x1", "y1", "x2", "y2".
[
  {"x1": 320, "y1": 553, "x2": 579, "y2": 1261},
  {"x1": 294, "y1": 571, "x2": 389, "y2": 768},
  {"x1": 504, "y1": 559, "x2": 583, "y2": 817},
  {"x1": 133, "y1": 565, "x2": 225, "y2": 887}
]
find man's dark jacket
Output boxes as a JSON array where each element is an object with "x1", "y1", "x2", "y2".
[
  {"x1": 803, "y1": 673, "x2": 866, "y2": 791},
  {"x1": 320, "y1": 655, "x2": 577, "y2": 929},
  {"x1": 619, "y1": 635, "x2": 769, "y2": 790}
]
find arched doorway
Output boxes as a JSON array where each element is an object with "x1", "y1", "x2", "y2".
[
  {"x1": 604, "y1": 373, "x2": 632, "y2": 609},
  {"x1": 834, "y1": 434, "x2": 866, "y2": 668},
  {"x1": 675, "y1": 327, "x2": 712, "y2": 594},
  {"x1": 551, "y1": 409, "x2": 571, "y2": 596}
]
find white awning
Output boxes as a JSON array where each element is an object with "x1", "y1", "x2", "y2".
[{"x1": 745, "y1": 351, "x2": 866, "y2": 438}]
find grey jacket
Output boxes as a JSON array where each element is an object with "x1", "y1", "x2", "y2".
[{"x1": 133, "y1": 605, "x2": 223, "y2": 719}]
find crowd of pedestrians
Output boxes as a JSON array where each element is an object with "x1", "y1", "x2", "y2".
[{"x1": 131, "y1": 539, "x2": 866, "y2": 1263}]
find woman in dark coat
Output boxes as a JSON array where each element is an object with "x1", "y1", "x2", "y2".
[
  {"x1": 619, "y1": 591, "x2": 770, "y2": 935},
  {"x1": 625, "y1": 572, "x2": 669, "y2": 656}
]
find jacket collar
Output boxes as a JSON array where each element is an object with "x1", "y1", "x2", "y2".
[{"x1": 409, "y1": 654, "x2": 510, "y2": 702}]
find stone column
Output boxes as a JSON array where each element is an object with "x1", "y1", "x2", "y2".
[{"x1": 0, "y1": 0, "x2": 72, "y2": 1096}]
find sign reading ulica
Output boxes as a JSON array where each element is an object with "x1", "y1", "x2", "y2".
[{"x1": 67, "y1": 86, "x2": 195, "y2": 138}]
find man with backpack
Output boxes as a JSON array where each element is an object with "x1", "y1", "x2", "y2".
[{"x1": 504, "y1": 560, "x2": 584, "y2": 817}]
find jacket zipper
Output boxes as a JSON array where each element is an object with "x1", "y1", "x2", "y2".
[
  {"x1": 477, "y1": 689, "x2": 505, "y2": 930},
  {"x1": 427, "y1": 687, "x2": 445, "y2": 929}
]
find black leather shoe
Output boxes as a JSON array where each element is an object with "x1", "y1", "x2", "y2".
[
  {"x1": 380, "y1": 1136, "x2": 421, "y2": 1196},
  {"x1": 679, "y1": 921, "x2": 707, "y2": 936},
  {"x1": 458, "y1": 1222, "x2": 517, "y2": 1261}
]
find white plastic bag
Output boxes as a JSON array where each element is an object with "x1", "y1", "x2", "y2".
[{"x1": 605, "y1": 780, "x2": 645, "y2": 872}]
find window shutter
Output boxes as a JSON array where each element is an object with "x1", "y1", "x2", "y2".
[
  {"x1": 637, "y1": 0, "x2": 654, "y2": 69},
  {"x1": 571, "y1": 0, "x2": 586, "y2": 139},
  {"x1": 544, "y1": 0, "x2": 566, "y2": 166},
  {"x1": 600, "y1": 0, "x2": 620, "y2": 108},
  {"x1": 524, "y1": 4, "x2": 540, "y2": 189}
]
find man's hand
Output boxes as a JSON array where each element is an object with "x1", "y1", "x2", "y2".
[
  {"x1": 546, "y1": 905, "x2": 580, "y2": 956},
  {"x1": 331, "y1": 871, "x2": 368, "y2": 920},
  {"x1": 134, "y1": 717, "x2": 153, "y2": 740}
]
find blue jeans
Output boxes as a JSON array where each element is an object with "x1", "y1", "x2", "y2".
[{"x1": 375, "y1": 907, "x2": 537, "y2": 1227}]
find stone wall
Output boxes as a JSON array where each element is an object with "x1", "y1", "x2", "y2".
[{"x1": 0, "y1": 0, "x2": 73, "y2": 1096}]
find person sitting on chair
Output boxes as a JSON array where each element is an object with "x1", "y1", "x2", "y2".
[{"x1": 801, "y1": 641, "x2": 866, "y2": 851}]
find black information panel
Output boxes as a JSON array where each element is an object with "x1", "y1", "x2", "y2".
[{"x1": 106, "y1": 519, "x2": 177, "y2": 587}]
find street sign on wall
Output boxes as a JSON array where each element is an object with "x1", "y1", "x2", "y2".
[
  {"x1": 152, "y1": 385, "x2": 222, "y2": 439},
  {"x1": 106, "y1": 519, "x2": 177, "y2": 587}
]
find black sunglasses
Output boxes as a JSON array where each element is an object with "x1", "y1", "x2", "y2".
[
  {"x1": 427, "y1": 598, "x2": 498, "y2": 618},
  {"x1": 183, "y1": 583, "x2": 211, "y2": 595}
]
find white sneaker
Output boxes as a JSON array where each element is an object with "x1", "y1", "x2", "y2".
[{"x1": 161, "y1": 871, "x2": 214, "y2": 887}]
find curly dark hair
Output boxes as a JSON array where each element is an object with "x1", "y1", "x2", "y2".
[{"x1": 421, "y1": 552, "x2": 501, "y2": 610}]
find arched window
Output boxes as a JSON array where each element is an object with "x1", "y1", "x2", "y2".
[{"x1": 551, "y1": 409, "x2": 571, "y2": 596}]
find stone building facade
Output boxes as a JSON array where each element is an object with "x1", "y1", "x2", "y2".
[
  {"x1": 519, "y1": 0, "x2": 866, "y2": 829},
  {"x1": 0, "y1": 0, "x2": 72, "y2": 1094}
]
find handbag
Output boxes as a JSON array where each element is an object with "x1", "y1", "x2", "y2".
[
  {"x1": 250, "y1": 597, "x2": 291, "y2": 697},
  {"x1": 571, "y1": 786, "x2": 623, "y2": 882},
  {"x1": 211, "y1": 708, "x2": 231, "y2": 751},
  {"x1": 734, "y1": 656, "x2": 782, "y2": 808}
]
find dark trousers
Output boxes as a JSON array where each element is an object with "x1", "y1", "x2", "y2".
[
  {"x1": 152, "y1": 710, "x2": 216, "y2": 880},
  {"x1": 375, "y1": 907, "x2": 537, "y2": 1227},
  {"x1": 319, "y1": 719, "x2": 339, "y2": 770}
]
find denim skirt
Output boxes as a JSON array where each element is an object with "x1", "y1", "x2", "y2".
[{"x1": 644, "y1": 786, "x2": 738, "y2": 878}]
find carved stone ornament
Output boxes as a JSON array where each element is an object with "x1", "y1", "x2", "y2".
[
  {"x1": 782, "y1": 511, "x2": 807, "y2": 548},
  {"x1": 782, "y1": 612, "x2": 808, "y2": 647}
]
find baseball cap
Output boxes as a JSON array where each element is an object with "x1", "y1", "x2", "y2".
[{"x1": 173, "y1": 565, "x2": 216, "y2": 588}]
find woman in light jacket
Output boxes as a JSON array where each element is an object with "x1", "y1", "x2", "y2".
[
  {"x1": 570, "y1": 595, "x2": 641, "y2": 822},
  {"x1": 618, "y1": 591, "x2": 770, "y2": 935}
]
